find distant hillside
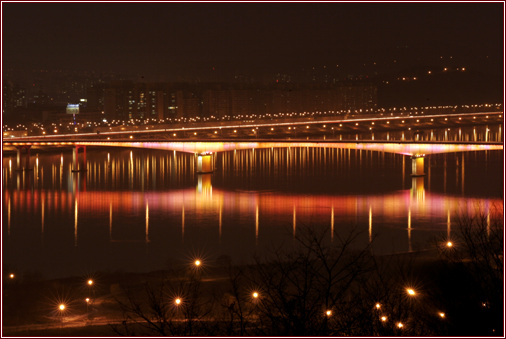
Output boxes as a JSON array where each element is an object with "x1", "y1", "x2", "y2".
[{"x1": 376, "y1": 70, "x2": 503, "y2": 107}]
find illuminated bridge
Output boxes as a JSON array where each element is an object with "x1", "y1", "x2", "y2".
[
  {"x1": 3, "y1": 139, "x2": 503, "y2": 176},
  {"x1": 3, "y1": 111, "x2": 503, "y2": 174}
]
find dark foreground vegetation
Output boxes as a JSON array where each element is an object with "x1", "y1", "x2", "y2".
[{"x1": 3, "y1": 211, "x2": 503, "y2": 337}]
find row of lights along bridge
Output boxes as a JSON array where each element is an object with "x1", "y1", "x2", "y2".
[{"x1": 2, "y1": 103, "x2": 501, "y2": 136}]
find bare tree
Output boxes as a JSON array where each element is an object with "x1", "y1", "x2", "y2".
[
  {"x1": 241, "y1": 225, "x2": 375, "y2": 336},
  {"x1": 111, "y1": 267, "x2": 213, "y2": 336},
  {"x1": 434, "y1": 207, "x2": 504, "y2": 336}
]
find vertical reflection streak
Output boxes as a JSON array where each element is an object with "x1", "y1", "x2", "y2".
[
  {"x1": 292, "y1": 205, "x2": 296, "y2": 238},
  {"x1": 41, "y1": 195, "x2": 45, "y2": 243},
  {"x1": 145, "y1": 201, "x2": 150, "y2": 243},
  {"x1": 255, "y1": 204, "x2": 259, "y2": 244},
  {"x1": 402, "y1": 156, "x2": 405, "y2": 188},
  {"x1": 60, "y1": 154, "x2": 63, "y2": 189},
  {"x1": 182, "y1": 205, "x2": 185, "y2": 242},
  {"x1": 487, "y1": 208, "x2": 491, "y2": 238},
  {"x1": 443, "y1": 156, "x2": 447, "y2": 193},
  {"x1": 109, "y1": 201, "x2": 113, "y2": 241},
  {"x1": 368, "y1": 205, "x2": 372, "y2": 243},
  {"x1": 219, "y1": 201, "x2": 222, "y2": 242},
  {"x1": 461, "y1": 153, "x2": 465, "y2": 194},
  {"x1": 35, "y1": 156, "x2": 39, "y2": 186},
  {"x1": 407, "y1": 209, "x2": 412, "y2": 252},
  {"x1": 74, "y1": 199, "x2": 78, "y2": 247},
  {"x1": 330, "y1": 205, "x2": 334, "y2": 242},
  {"x1": 447, "y1": 209, "x2": 451, "y2": 239},
  {"x1": 8, "y1": 197, "x2": 11, "y2": 238}
]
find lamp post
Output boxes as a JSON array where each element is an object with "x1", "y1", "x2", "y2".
[{"x1": 58, "y1": 304, "x2": 66, "y2": 326}]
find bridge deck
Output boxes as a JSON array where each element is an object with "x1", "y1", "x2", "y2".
[{"x1": 3, "y1": 139, "x2": 503, "y2": 156}]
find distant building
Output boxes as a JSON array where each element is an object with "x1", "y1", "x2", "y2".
[{"x1": 101, "y1": 80, "x2": 377, "y2": 121}]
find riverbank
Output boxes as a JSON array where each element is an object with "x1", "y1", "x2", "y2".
[{"x1": 2, "y1": 249, "x2": 456, "y2": 337}]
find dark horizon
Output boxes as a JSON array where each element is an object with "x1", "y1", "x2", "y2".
[{"x1": 2, "y1": 2, "x2": 504, "y2": 82}]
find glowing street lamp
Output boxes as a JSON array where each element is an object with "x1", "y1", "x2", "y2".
[
  {"x1": 57, "y1": 303, "x2": 67, "y2": 324},
  {"x1": 325, "y1": 310, "x2": 332, "y2": 317},
  {"x1": 446, "y1": 241, "x2": 453, "y2": 248},
  {"x1": 194, "y1": 259, "x2": 201, "y2": 267},
  {"x1": 175, "y1": 298, "x2": 182, "y2": 306},
  {"x1": 381, "y1": 316, "x2": 387, "y2": 322},
  {"x1": 87, "y1": 279, "x2": 94, "y2": 286},
  {"x1": 252, "y1": 291, "x2": 259, "y2": 299},
  {"x1": 439, "y1": 312, "x2": 446, "y2": 318},
  {"x1": 406, "y1": 288, "x2": 416, "y2": 296},
  {"x1": 375, "y1": 303, "x2": 381, "y2": 309},
  {"x1": 397, "y1": 322, "x2": 404, "y2": 329},
  {"x1": 9, "y1": 273, "x2": 14, "y2": 279}
]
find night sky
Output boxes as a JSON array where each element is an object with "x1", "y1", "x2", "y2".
[{"x1": 2, "y1": 2, "x2": 504, "y2": 81}]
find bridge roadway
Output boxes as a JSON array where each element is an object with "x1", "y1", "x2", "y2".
[
  {"x1": 3, "y1": 111, "x2": 502, "y2": 140},
  {"x1": 3, "y1": 138, "x2": 503, "y2": 156}
]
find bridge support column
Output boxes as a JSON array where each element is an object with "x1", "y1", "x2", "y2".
[
  {"x1": 72, "y1": 145, "x2": 87, "y2": 172},
  {"x1": 15, "y1": 145, "x2": 32, "y2": 171},
  {"x1": 196, "y1": 152, "x2": 214, "y2": 174},
  {"x1": 411, "y1": 154, "x2": 425, "y2": 176}
]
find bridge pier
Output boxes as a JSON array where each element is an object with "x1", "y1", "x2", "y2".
[
  {"x1": 196, "y1": 152, "x2": 214, "y2": 174},
  {"x1": 72, "y1": 145, "x2": 87, "y2": 172},
  {"x1": 15, "y1": 145, "x2": 32, "y2": 171},
  {"x1": 411, "y1": 154, "x2": 425, "y2": 176}
]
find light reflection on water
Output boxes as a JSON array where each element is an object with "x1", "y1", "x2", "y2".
[{"x1": 2, "y1": 146, "x2": 503, "y2": 279}]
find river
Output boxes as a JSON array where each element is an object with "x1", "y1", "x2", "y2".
[{"x1": 2, "y1": 145, "x2": 503, "y2": 279}]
